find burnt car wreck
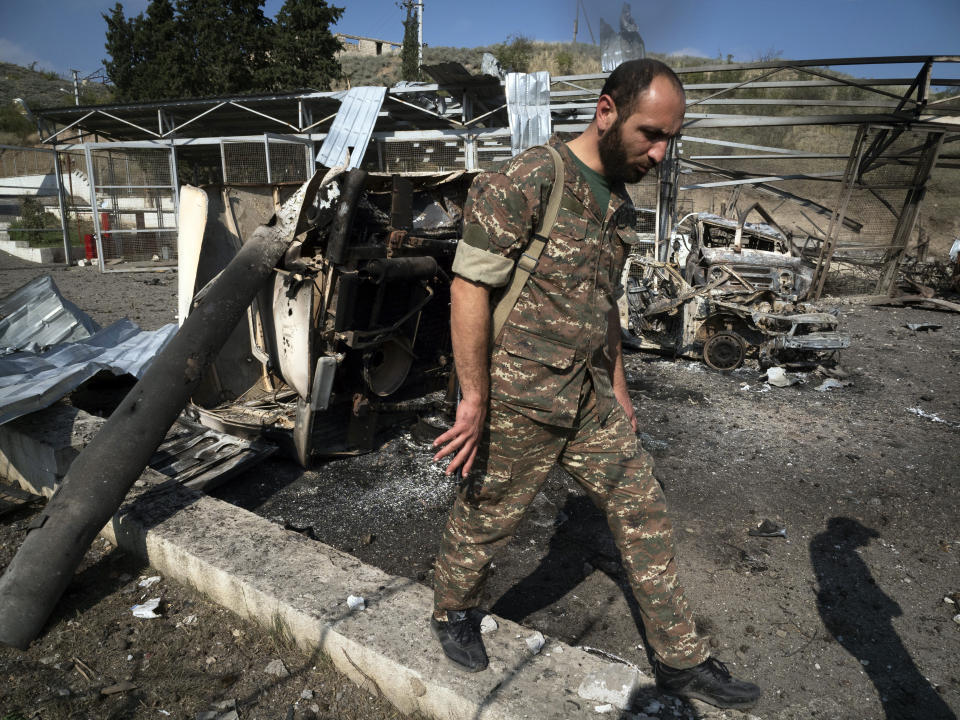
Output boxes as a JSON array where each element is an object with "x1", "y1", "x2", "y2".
[
  {"x1": 620, "y1": 204, "x2": 850, "y2": 371},
  {"x1": 180, "y1": 169, "x2": 472, "y2": 466}
]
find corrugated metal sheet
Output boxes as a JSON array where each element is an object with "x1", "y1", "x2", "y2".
[
  {"x1": 0, "y1": 318, "x2": 177, "y2": 425},
  {"x1": 506, "y1": 71, "x2": 551, "y2": 156},
  {"x1": 0, "y1": 275, "x2": 100, "y2": 354},
  {"x1": 315, "y1": 86, "x2": 387, "y2": 169}
]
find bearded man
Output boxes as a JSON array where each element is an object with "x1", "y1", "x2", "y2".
[{"x1": 429, "y1": 58, "x2": 762, "y2": 711}]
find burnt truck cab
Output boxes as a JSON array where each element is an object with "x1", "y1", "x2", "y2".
[
  {"x1": 179, "y1": 169, "x2": 471, "y2": 466},
  {"x1": 620, "y1": 203, "x2": 849, "y2": 371},
  {"x1": 684, "y1": 209, "x2": 814, "y2": 301}
]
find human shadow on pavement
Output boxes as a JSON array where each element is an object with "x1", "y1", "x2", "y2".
[
  {"x1": 810, "y1": 517, "x2": 955, "y2": 720},
  {"x1": 491, "y1": 494, "x2": 648, "y2": 644}
]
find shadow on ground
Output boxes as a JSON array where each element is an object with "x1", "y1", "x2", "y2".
[{"x1": 811, "y1": 516, "x2": 956, "y2": 720}]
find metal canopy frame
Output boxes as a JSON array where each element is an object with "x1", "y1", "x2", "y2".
[{"x1": 21, "y1": 54, "x2": 960, "y2": 280}]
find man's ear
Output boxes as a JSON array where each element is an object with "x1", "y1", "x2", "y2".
[{"x1": 596, "y1": 94, "x2": 618, "y2": 134}]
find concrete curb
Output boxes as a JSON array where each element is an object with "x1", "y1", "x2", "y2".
[
  {"x1": 2, "y1": 404, "x2": 666, "y2": 719},
  {"x1": 0, "y1": 236, "x2": 83, "y2": 264}
]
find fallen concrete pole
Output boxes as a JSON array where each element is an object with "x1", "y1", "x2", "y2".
[{"x1": 0, "y1": 172, "x2": 326, "y2": 650}]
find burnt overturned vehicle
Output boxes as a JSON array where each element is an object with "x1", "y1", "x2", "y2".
[
  {"x1": 180, "y1": 169, "x2": 471, "y2": 465},
  {"x1": 620, "y1": 204, "x2": 849, "y2": 371}
]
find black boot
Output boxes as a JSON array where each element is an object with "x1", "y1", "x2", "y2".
[
  {"x1": 655, "y1": 657, "x2": 762, "y2": 709},
  {"x1": 431, "y1": 610, "x2": 489, "y2": 672}
]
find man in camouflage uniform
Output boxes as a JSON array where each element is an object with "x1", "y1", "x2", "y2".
[{"x1": 430, "y1": 59, "x2": 762, "y2": 710}]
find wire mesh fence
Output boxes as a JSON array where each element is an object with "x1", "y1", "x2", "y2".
[
  {"x1": 86, "y1": 147, "x2": 177, "y2": 263},
  {"x1": 378, "y1": 138, "x2": 467, "y2": 173},
  {"x1": 222, "y1": 137, "x2": 310, "y2": 184},
  {"x1": 0, "y1": 145, "x2": 67, "y2": 255}
]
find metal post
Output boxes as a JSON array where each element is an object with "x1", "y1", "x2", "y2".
[
  {"x1": 811, "y1": 125, "x2": 868, "y2": 299},
  {"x1": 82, "y1": 145, "x2": 105, "y2": 271},
  {"x1": 264, "y1": 134, "x2": 273, "y2": 185},
  {"x1": 53, "y1": 150, "x2": 72, "y2": 264},
  {"x1": 72, "y1": 70, "x2": 80, "y2": 106},
  {"x1": 220, "y1": 139, "x2": 229, "y2": 184},
  {"x1": 169, "y1": 141, "x2": 180, "y2": 228},
  {"x1": 417, "y1": 1, "x2": 423, "y2": 72},
  {"x1": 463, "y1": 94, "x2": 477, "y2": 171},
  {"x1": 875, "y1": 130, "x2": 944, "y2": 295}
]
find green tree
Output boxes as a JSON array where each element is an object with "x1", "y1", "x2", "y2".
[
  {"x1": 261, "y1": 0, "x2": 343, "y2": 91},
  {"x1": 399, "y1": 1, "x2": 420, "y2": 81},
  {"x1": 103, "y1": 3, "x2": 141, "y2": 101},
  {"x1": 104, "y1": 0, "x2": 342, "y2": 100},
  {"x1": 172, "y1": 0, "x2": 271, "y2": 96}
]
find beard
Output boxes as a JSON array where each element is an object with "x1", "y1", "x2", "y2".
[{"x1": 598, "y1": 118, "x2": 650, "y2": 184}]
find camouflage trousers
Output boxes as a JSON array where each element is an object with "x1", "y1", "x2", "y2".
[{"x1": 433, "y1": 387, "x2": 710, "y2": 669}]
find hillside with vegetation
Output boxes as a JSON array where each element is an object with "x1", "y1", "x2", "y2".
[{"x1": 0, "y1": 62, "x2": 112, "y2": 144}]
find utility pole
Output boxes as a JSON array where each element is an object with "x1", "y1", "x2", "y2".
[
  {"x1": 573, "y1": 0, "x2": 578, "y2": 43},
  {"x1": 415, "y1": 1, "x2": 423, "y2": 71},
  {"x1": 71, "y1": 69, "x2": 80, "y2": 106}
]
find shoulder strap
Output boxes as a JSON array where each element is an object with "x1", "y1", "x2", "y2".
[{"x1": 490, "y1": 145, "x2": 564, "y2": 342}]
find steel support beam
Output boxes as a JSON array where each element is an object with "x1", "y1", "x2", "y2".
[
  {"x1": 875, "y1": 131, "x2": 945, "y2": 294},
  {"x1": 812, "y1": 126, "x2": 869, "y2": 299}
]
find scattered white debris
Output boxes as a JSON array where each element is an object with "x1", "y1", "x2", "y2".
[
  {"x1": 593, "y1": 704, "x2": 615, "y2": 714},
  {"x1": 766, "y1": 367, "x2": 799, "y2": 387},
  {"x1": 138, "y1": 576, "x2": 161, "y2": 588},
  {"x1": 480, "y1": 615, "x2": 498, "y2": 634},
  {"x1": 347, "y1": 595, "x2": 366, "y2": 611},
  {"x1": 643, "y1": 699, "x2": 663, "y2": 714},
  {"x1": 739, "y1": 383, "x2": 751, "y2": 391},
  {"x1": 815, "y1": 663, "x2": 821, "y2": 671},
  {"x1": 908, "y1": 407, "x2": 960, "y2": 430},
  {"x1": 301, "y1": 689, "x2": 314, "y2": 700},
  {"x1": 577, "y1": 664, "x2": 643, "y2": 710},
  {"x1": 131, "y1": 598, "x2": 161, "y2": 619},
  {"x1": 176, "y1": 614, "x2": 198, "y2": 628},
  {"x1": 905, "y1": 322, "x2": 941, "y2": 332},
  {"x1": 945, "y1": 596, "x2": 956, "y2": 605},
  {"x1": 264, "y1": 659, "x2": 290, "y2": 677},
  {"x1": 525, "y1": 631, "x2": 545, "y2": 654},
  {"x1": 816, "y1": 379, "x2": 849, "y2": 392},
  {"x1": 953, "y1": 614, "x2": 960, "y2": 627}
]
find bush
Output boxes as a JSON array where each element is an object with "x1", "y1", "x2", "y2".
[
  {"x1": 8, "y1": 197, "x2": 63, "y2": 246},
  {"x1": 0, "y1": 103, "x2": 35, "y2": 142},
  {"x1": 494, "y1": 35, "x2": 535, "y2": 74}
]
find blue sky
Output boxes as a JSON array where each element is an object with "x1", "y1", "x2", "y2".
[{"x1": 1, "y1": 0, "x2": 958, "y2": 83}]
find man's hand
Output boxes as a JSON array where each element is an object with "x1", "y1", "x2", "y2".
[
  {"x1": 615, "y1": 384, "x2": 638, "y2": 433},
  {"x1": 607, "y1": 305, "x2": 638, "y2": 433},
  {"x1": 435, "y1": 276, "x2": 492, "y2": 477},
  {"x1": 433, "y1": 395, "x2": 486, "y2": 477}
]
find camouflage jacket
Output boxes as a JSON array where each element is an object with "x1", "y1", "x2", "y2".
[{"x1": 451, "y1": 136, "x2": 636, "y2": 427}]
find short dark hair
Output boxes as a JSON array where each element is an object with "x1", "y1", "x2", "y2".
[{"x1": 600, "y1": 58, "x2": 685, "y2": 115}]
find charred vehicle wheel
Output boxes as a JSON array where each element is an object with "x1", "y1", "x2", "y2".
[{"x1": 703, "y1": 332, "x2": 746, "y2": 371}]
